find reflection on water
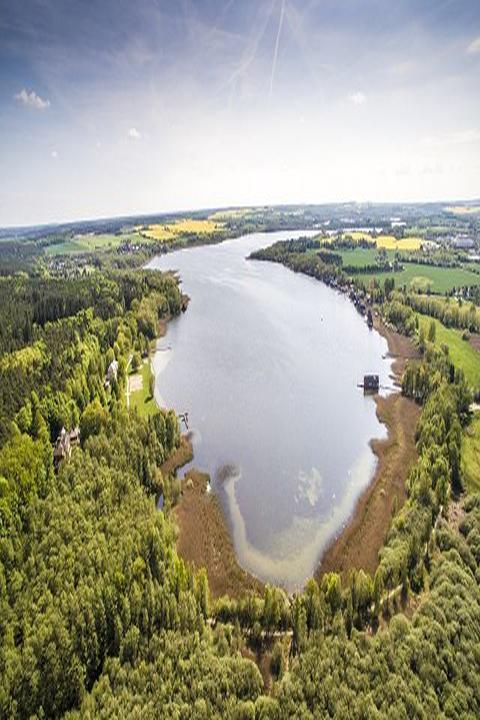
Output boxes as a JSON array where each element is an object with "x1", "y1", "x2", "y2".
[{"x1": 148, "y1": 231, "x2": 392, "y2": 590}]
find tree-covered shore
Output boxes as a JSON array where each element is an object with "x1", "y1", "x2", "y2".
[{"x1": 0, "y1": 256, "x2": 479, "y2": 718}]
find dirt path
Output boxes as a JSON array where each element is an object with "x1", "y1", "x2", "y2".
[{"x1": 316, "y1": 318, "x2": 421, "y2": 581}]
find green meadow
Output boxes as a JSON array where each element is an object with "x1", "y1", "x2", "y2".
[
  {"x1": 44, "y1": 231, "x2": 145, "y2": 255},
  {"x1": 361, "y1": 262, "x2": 480, "y2": 294},
  {"x1": 129, "y1": 360, "x2": 157, "y2": 418},
  {"x1": 417, "y1": 315, "x2": 480, "y2": 387},
  {"x1": 462, "y1": 415, "x2": 480, "y2": 493}
]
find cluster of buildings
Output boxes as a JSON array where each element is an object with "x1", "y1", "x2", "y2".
[{"x1": 54, "y1": 359, "x2": 120, "y2": 471}]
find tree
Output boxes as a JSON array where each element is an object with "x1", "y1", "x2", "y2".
[
  {"x1": 80, "y1": 399, "x2": 108, "y2": 444},
  {"x1": 292, "y1": 596, "x2": 307, "y2": 655},
  {"x1": 196, "y1": 568, "x2": 209, "y2": 618},
  {"x1": 148, "y1": 368, "x2": 155, "y2": 399},
  {"x1": 270, "y1": 641, "x2": 285, "y2": 679},
  {"x1": 322, "y1": 572, "x2": 342, "y2": 616},
  {"x1": 131, "y1": 352, "x2": 142, "y2": 372}
]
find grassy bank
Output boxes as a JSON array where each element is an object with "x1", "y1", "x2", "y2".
[
  {"x1": 462, "y1": 414, "x2": 480, "y2": 492},
  {"x1": 417, "y1": 315, "x2": 480, "y2": 387},
  {"x1": 129, "y1": 358, "x2": 157, "y2": 417}
]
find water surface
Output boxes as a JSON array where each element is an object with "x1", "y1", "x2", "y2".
[{"x1": 148, "y1": 231, "x2": 392, "y2": 590}]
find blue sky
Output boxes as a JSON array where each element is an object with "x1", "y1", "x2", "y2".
[{"x1": 0, "y1": 0, "x2": 479, "y2": 226}]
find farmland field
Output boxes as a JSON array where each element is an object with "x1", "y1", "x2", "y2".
[
  {"x1": 333, "y1": 247, "x2": 392, "y2": 267},
  {"x1": 141, "y1": 218, "x2": 225, "y2": 242},
  {"x1": 44, "y1": 231, "x2": 142, "y2": 255},
  {"x1": 341, "y1": 231, "x2": 424, "y2": 250},
  {"x1": 462, "y1": 415, "x2": 480, "y2": 492},
  {"x1": 319, "y1": 246, "x2": 480, "y2": 293},
  {"x1": 417, "y1": 315, "x2": 480, "y2": 387},
  {"x1": 360, "y1": 263, "x2": 480, "y2": 294}
]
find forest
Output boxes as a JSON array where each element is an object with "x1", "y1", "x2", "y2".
[{"x1": 0, "y1": 250, "x2": 479, "y2": 718}]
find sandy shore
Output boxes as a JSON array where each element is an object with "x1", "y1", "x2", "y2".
[{"x1": 316, "y1": 318, "x2": 420, "y2": 581}]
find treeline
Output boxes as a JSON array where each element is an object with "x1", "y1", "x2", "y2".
[
  {"x1": 403, "y1": 293, "x2": 480, "y2": 333},
  {"x1": 0, "y1": 401, "x2": 248, "y2": 718},
  {"x1": 1, "y1": 250, "x2": 480, "y2": 718},
  {"x1": 0, "y1": 270, "x2": 183, "y2": 531},
  {"x1": 273, "y1": 496, "x2": 480, "y2": 719},
  {"x1": 250, "y1": 242, "x2": 346, "y2": 288},
  {"x1": 0, "y1": 271, "x2": 180, "y2": 355},
  {"x1": 211, "y1": 318, "x2": 471, "y2": 641}
]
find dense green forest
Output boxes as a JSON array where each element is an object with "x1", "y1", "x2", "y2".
[{"x1": 1, "y1": 255, "x2": 480, "y2": 718}]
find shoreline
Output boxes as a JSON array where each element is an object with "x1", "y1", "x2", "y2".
[
  {"x1": 153, "y1": 258, "x2": 421, "y2": 593},
  {"x1": 316, "y1": 317, "x2": 420, "y2": 581},
  {"x1": 168, "y1": 315, "x2": 421, "y2": 596},
  {"x1": 173, "y1": 469, "x2": 264, "y2": 598},
  {"x1": 153, "y1": 317, "x2": 263, "y2": 598}
]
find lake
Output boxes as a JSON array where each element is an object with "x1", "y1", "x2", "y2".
[{"x1": 148, "y1": 231, "x2": 392, "y2": 590}]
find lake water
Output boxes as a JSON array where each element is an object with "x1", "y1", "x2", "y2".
[{"x1": 148, "y1": 231, "x2": 392, "y2": 590}]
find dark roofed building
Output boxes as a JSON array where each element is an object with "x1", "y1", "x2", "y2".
[{"x1": 364, "y1": 374, "x2": 379, "y2": 393}]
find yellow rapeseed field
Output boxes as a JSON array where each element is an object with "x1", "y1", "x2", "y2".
[
  {"x1": 341, "y1": 231, "x2": 423, "y2": 250},
  {"x1": 141, "y1": 219, "x2": 225, "y2": 242}
]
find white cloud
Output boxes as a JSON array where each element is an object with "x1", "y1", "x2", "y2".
[
  {"x1": 466, "y1": 36, "x2": 480, "y2": 54},
  {"x1": 51, "y1": 150, "x2": 58, "y2": 159},
  {"x1": 127, "y1": 127, "x2": 141, "y2": 140},
  {"x1": 348, "y1": 91, "x2": 366, "y2": 106},
  {"x1": 423, "y1": 128, "x2": 480, "y2": 147},
  {"x1": 14, "y1": 88, "x2": 50, "y2": 110}
]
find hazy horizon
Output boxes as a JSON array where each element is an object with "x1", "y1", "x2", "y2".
[
  {"x1": 1, "y1": 0, "x2": 479, "y2": 227},
  {"x1": 2, "y1": 195, "x2": 480, "y2": 233}
]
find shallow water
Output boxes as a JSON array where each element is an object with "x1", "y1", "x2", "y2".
[{"x1": 148, "y1": 231, "x2": 392, "y2": 590}]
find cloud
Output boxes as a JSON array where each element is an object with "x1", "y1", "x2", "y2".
[
  {"x1": 51, "y1": 150, "x2": 58, "y2": 159},
  {"x1": 127, "y1": 127, "x2": 141, "y2": 140},
  {"x1": 14, "y1": 88, "x2": 50, "y2": 110},
  {"x1": 423, "y1": 128, "x2": 480, "y2": 147},
  {"x1": 466, "y1": 36, "x2": 480, "y2": 54},
  {"x1": 349, "y1": 91, "x2": 366, "y2": 106}
]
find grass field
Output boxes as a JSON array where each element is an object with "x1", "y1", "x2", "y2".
[
  {"x1": 129, "y1": 360, "x2": 157, "y2": 418},
  {"x1": 333, "y1": 247, "x2": 392, "y2": 267},
  {"x1": 312, "y1": 244, "x2": 480, "y2": 293},
  {"x1": 417, "y1": 316, "x2": 480, "y2": 387},
  {"x1": 462, "y1": 415, "x2": 480, "y2": 492},
  {"x1": 45, "y1": 231, "x2": 143, "y2": 256},
  {"x1": 141, "y1": 218, "x2": 225, "y2": 242},
  {"x1": 360, "y1": 263, "x2": 480, "y2": 294},
  {"x1": 208, "y1": 208, "x2": 251, "y2": 221}
]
